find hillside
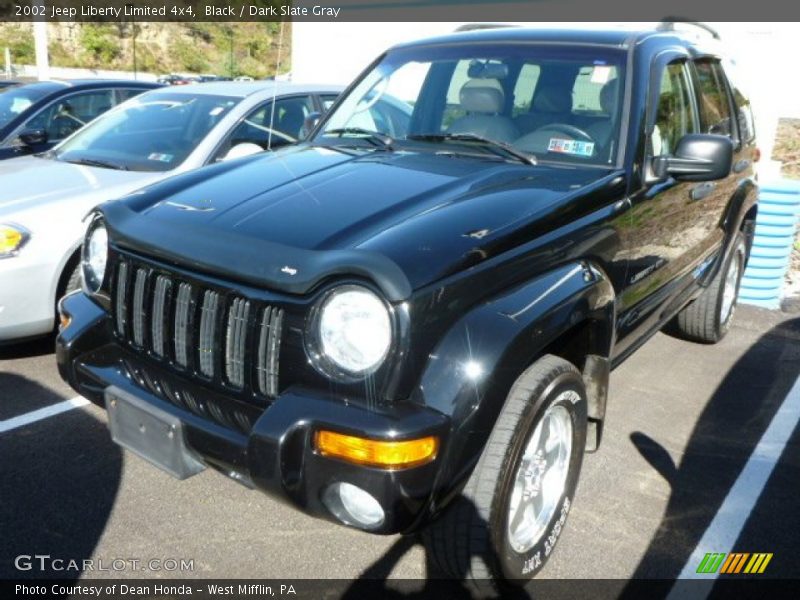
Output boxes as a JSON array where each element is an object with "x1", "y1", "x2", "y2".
[{"x1": 0, "y1": 22, "x2": 291, "y2": 78}]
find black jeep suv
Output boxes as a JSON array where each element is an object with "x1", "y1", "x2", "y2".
[{"x1": 58, "y1": 25, "x2": 758, "y2": 583}]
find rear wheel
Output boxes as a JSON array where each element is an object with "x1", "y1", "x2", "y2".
[
  {"x1": 672, "y1": 233, "x2": 746, "y2": 343},
  {"x1": 423, "y1": 355, "x2": 587, "y2": 586}
]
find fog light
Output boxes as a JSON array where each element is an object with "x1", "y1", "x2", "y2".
[{"x1": 323, "y1": 482, "x2": 385, "y2": 529}]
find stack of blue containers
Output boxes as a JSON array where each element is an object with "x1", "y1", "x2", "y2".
[{"x1": 740, "y1": 180, "x2": 800, "y2": 309}]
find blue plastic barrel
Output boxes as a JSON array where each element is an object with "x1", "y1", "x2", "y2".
[{"x1": 740, "y1": 180, "x2": 800, "y2": 309}]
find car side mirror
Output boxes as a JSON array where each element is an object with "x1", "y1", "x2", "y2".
[
  {"x1": 652, "y1": 133, "x2": 733, "y2": 182},
  {"x1": 300, "y1": 111, "x2": 322, "y2": 139},
  {"x1": 18, "y1": 129, "x2": 48, "y2": 147}
]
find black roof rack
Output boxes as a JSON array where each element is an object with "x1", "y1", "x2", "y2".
[{"x1": 657, "y1": 19, "x2": 721, "y2": 40}]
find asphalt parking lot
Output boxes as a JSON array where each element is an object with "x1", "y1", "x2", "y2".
[{"x1": 1, "y1": 304, "x2": 799, "y2": 589}]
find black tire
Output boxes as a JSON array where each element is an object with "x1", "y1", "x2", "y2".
[
  {"x1": 423, "y1": 354, "x2": 587, "y2": 587},
  {"x1": 672, "y1": 233, "x2": 746, "y2": 344}
]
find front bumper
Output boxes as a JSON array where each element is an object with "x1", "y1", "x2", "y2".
[
  {"x1": 0, "y1": 253, "x2": 60, "y2": 342},
  {"x1": 57, "y1": 292, "x2": 450, "y2": 534}
]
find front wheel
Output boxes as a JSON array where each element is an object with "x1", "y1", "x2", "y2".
[{"x1": 423, "y1": 355, "x2": 587, "y2": 586}]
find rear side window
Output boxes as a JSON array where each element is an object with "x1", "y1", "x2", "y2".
[
  {"x1": 694, "y1": 59, "x2": 734, "y2": 137},
  {"x1": 572, "y1": 64, "x2": 619, "y2": 113},
  {"x1": 724, "y1": 63, "x2": 756, "y2": 144}
]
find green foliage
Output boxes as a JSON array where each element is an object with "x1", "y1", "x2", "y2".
[
  {"x1": 0, "y1": 22, "x2": 291, "y2": 79},
  {"x1": 0, "y1": 26, "x2": 36, "y2": 64},
  {"x1": 79, "y1": 24, "x2": 121, "y2": 66}
]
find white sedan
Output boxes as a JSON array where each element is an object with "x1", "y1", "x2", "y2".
[{"x1": 0, "y1": 82, "x2": 343, "y2": 342}]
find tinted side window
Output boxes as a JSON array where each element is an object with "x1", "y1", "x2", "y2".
[
  {"x1": 320, "y1": 94, "x2": 338, "y2": 111},
  {"x1": 116, "y1": 88, "x2": 148, "y2": 104},
  {"x1": 229, "y1": 95, "x2": 314, "y2": 151},
  {"x1": 694, "y1": 59, "x2": 733, "y2": 137},
  {"x1": 652, "y1": 62, "x2": 697, "y2": 156},
  {"x1": 572, "y1": 64, "x2": 620, "y2": 113},
  {"x1": 25, "y1": 90, "x2": 114, "y2": 141}
]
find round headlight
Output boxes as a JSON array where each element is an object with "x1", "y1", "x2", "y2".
[
  {"x1": 315, "y1": 285, "x2": 392, "y2": 376},
  {"x1": 82, "y1": 218, "x2": 108, "y2": 293}
]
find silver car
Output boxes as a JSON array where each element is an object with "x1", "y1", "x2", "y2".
[{"x1": 0, "y1": 82, "x2": 343, "y2": 342}]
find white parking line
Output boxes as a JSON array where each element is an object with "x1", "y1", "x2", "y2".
[
  {"x1": 0, "y1": 396, "x2": 90, "y2": 434},
  {"x1": 667, "y1": 373, "x2": 800, "y2": 596}
]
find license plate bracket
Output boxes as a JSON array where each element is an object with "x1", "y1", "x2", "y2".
[{"x1": 105, "y1": 386, "x2": 205, "y2": 480}]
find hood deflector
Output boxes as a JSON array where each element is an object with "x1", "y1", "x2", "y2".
[{"x1": 101, "y1": 202, "x2": 413, "y2": 302}]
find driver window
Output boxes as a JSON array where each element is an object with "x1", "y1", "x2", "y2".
[
  {"x1": 24, "y1": 90, "x2": 113, "y2": 142},
  {"x1": 651, "y1": 62, "x2": 697, "y2": 156}
]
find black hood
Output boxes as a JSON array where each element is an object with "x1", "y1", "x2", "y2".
[{"x1": 103, "y1": 144, "x2": 619, "y2": 301}]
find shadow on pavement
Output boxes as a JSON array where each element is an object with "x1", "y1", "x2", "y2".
[
  {"x1": 625, "y1": 317, "x2": 800, "y2": 583},
  {"x1": 0, "y1": 376, "x2": 122, "y2": 580}
]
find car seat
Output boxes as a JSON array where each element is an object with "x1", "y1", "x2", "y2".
[{"x1": 448, "y1": 80, "x2": 519, "y2": 143}]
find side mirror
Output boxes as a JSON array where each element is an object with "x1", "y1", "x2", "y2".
[
  {"x1": 652, "y1": 133, "x2": 733, "y2": 182},
  {"x1": 220, "y1": 142, "x2": 264, "y2": 162},
  {"x1": 300, "y1": 111, "x2": 322, "y2": 139},
  {"x1": 18, "y1": 129, "x2": 48, "y2": 147}
]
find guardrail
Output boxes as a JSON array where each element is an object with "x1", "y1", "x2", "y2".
[{"x1": 740, "y1": 179, "x2": 800, "y2": 309}]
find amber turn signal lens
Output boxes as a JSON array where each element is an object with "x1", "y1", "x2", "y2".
[
  {"x1": 59, "y1": 313, "x2": 72, "y2": 331},
  {"x1": 0, "y1": 225, "x2": 24, "y2": 256},
  {"x1": 314, "y1": 430, "x2": 438, "y2": 469}
]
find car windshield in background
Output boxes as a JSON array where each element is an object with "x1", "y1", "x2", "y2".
[
  {"x1": 317, "y1": 44, "x2": 626, "y2": 166},
  {"x1": 52, "y1": 93, "x2": 239, "y2": 172},
  {"x1": 0, "y1": 85, "x2": 53, "y2": 129}
]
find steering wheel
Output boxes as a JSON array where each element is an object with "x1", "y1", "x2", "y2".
[
  {"x1": 533, "y1": 123, "x2": 594, "y2": 142},
  {"x1": 515, "y1": 123, "x2": 596, "y2": 155}
]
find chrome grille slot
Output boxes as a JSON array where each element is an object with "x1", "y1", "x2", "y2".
[
  {"x1": 150, "y1": 275, "x2": 172, "y2": 358},
  {"x1": 257, "y1": 306, "x2": 284, "y2": 398},
  {"x1": 173, "y1": 282, "x2": 192, "y2": 368},
  {"x1": 198, "y1": 290, "x2": 220, "y2": 377},
  {"x1": 111, "y1": 254, "x2": 284, "y2": 406},
  {"x1": 131, "y1": 268, "x2": 148, "y2": 347},
  {"x1": 224, "y1": 297, "x2": 250, "y2": 388},
  {"x1": 115, "y1": 261, "x2": 129, "y2": 335}
]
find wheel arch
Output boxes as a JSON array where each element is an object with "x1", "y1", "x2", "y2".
[{"x1": 414, "y1": 261, "x2": 616, "y2": 522}]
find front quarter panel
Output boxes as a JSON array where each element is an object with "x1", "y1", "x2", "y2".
[{"x1": 412, "y1": 262, "x2": 615, "y2": 517}]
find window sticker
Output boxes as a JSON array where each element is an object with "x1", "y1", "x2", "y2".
[
  {"x1": 148, "y1": 152, "x2": 173, "y2": 162},
  {"x1": 548, "y1": 138, "x2": 595, "y2": 157},
  {"x1": 590, "y1": 65, "x2": 612, "y2": 84}
]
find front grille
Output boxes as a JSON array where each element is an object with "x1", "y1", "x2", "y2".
[{"x1": 113, "y1": 256, "x2": 284, "y2": 401}]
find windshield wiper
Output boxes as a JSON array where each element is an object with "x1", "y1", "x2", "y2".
[
  {"x1": 408, "y1": 133, "x2": 536, "y2": 165},
  {"x1": 62, "y1": 157, "x2": 129, "y2": 171},
  {"x1": 324, "y1": 127, "x2": 394, "y2": 150}
]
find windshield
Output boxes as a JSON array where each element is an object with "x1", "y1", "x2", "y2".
[
  {"x1": 0, "y1": 85, "x2": 52, "y2": 129},
  {"x1": 52, "y1": 92, "x2": 239, "y2": 171},
  {"x1": 317, "y1": 43, "x2": 626, "y2": 166}
]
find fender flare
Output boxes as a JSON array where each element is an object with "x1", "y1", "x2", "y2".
[{"x1": 412, "y1": 261, "x2": 615, "y2": 516}]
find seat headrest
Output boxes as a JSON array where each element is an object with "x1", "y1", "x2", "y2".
[
  {"x1": 599, "y1": 78, "x2": 619, "y2": 114},
  {"x1": 532, "y1": 86, "x2": 572, "y2": 114},
  {"x1": 460, "y1": 80, "x2": 505, "y2": 114}
]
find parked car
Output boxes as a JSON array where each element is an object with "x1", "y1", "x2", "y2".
[
  {"x1": 0, "y1": 82, "x2": 343, "y2": 342},
  {"x1": 57, "y1": 25, "x2": 757, "y2": 586},
  {"x1": 0, "y1": 80, "x2": 22, "y2": 89},
  {"x1": 156, "y1": 74, "x2": 192, "y2": 86},
  {"x1": 0, "y1": 79, "x2": 159, "y2": 161}
]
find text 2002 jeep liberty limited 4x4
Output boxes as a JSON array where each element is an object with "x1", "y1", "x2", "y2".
[{"x1": 58, "y1": 25, "x2": 758, "y2": 584}]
